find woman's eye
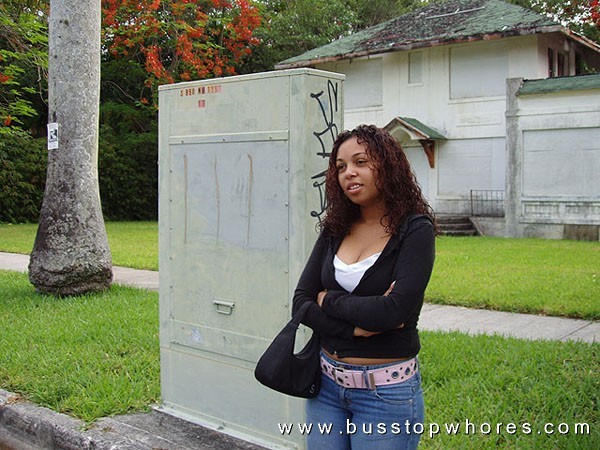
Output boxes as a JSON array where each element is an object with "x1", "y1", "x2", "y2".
[
  {"x1": 356, "y1": 159, "x2": 367, "y2": 166},
  {"x1": 336, "y1": 165, "x2": 346, "y2": 172}
]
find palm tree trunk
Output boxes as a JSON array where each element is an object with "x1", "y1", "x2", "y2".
[{"x1": 29, "y1": 0, "x2": 112, "y2": 295}]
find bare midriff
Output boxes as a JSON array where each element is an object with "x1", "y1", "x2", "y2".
[{"x1": 323, "y1": 348, "x2": 410, "y2": 365}]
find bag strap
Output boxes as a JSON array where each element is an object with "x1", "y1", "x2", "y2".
[{"x1": 291, "y1": 301, "x2": 313, "y2": 327}]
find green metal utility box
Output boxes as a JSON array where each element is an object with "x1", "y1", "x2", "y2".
[{"x1": 158, "y1": 69, "x2": 344, "y2": 448}]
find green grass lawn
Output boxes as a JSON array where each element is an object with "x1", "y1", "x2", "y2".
[
  {"x1": 0, "y1": 221, "x2": 159, "y2": 270},
  {"x1": 0, "y1": 270, "x2": 159, "y2": 422},
  {"x1": 0, "y1": 270, "x2": 597, "y2": 449},
  {"x1": 418, "y1": 331, "x2": 598, "y2": 449},
  {"x1": 428, "y1": 236, "x2": 599, "y2": 320},
  {"x1": 1, "y1": 222, "x2": 598, "y2": 319}
]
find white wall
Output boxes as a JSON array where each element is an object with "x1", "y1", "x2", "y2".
[
  {"x1": 515, "y1": 88, "x2": 600, "y2": 228},
  {"x1": 317, "y1": 35, "x2": 545, "y2": 213},
  {"x1": 523, "y1": 128, "x2": 600, "y2": 198}
]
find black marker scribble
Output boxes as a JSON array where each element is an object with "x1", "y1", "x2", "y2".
[
  {"x1": 310, "y1": 81, "x2": 339, "y2": 158},
  {"x1": 310, "y1": 80, "x2": 340, "y2": 222}
]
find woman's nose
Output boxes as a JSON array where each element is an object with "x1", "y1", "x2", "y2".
[{"x1": 345, "y1": 165, "x2": 357, "y2": 177}]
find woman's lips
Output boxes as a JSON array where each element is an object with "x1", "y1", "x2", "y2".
[{"x1": 347, "y1": 183, "x2": 363, "y2": 193}]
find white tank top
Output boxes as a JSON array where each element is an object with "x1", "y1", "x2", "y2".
[{"x1": 333, "y1": 252, "x2": 381, "y2": 293}]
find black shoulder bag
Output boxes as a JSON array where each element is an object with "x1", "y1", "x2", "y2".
[{"x1": 254, "y1": 301, "x2": 321, "y2": 398}]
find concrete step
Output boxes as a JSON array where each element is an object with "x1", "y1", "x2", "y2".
[
  {"x1": 441, "y1": 222, "x2": 475, "y2": 231},
  {"x1": 436, "y1": 215, "x2": 478, "y2": 236},
  {"x1": 442, "y1": 229, "x2": 478, "y2": 237},
  {"x1": 436, "y1": 214, "x2": 472, "y2": 224}
]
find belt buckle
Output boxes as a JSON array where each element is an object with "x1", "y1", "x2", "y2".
[
  {"x1": 332, "y1": 366, "x2": 347, "y2": 386},
  {"x1": 365, "y1": 371, "x2": 376, "y2": 390},
  {"x1": 330, "y1": 364, "x2": 376, "y2": 390}
]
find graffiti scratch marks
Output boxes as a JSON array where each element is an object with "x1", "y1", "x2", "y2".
[
  {"x1": 310, "y1": 80, "x2": 340, "y2": 222},
  {"x1": 184, "y1": 153, "x2": 188, "y2": 244},
  {"x1": 247, "y1": 154, "x2": 254, "y2": 246},
  {"x1": 214, "y1": 157, "x2": 221, "y2": 242}
]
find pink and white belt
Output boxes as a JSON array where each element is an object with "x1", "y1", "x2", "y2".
[{"x1": 320, "y1": 356, "x2": 418, "y2": 390}]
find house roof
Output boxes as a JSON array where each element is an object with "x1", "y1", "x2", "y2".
[
  {"x1": 384, "y1": 117, "x2": 446, "y2": 140},
  {"x1": 276, "y1": 0, "x2": 598, "y2": 69},
  {"x1": 518, "y1": 73, "x2": 600, "y2": 95}
]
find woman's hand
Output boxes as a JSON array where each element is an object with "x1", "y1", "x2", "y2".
[
  {"x1": 384, "y1": 281, "x2": 404, "y2": 329},
  {"x1": 354, "y1": 283, "x2": 403, "y2": 337},
  {"x1": 353, "y1": 326, "x2": 380, "y2": 337},
  {"x1": 317, "y1": 290, "x2": 327, "y2": 307},
  {"x1": 323, "y1": 283, "x2": 404, "y2": 336},
  {"x1": 384, "y1": 281, "x2": 395, "y2": 296},
  {"x1": 354, "y1": 322, "x2": 404, "y2": 337}
]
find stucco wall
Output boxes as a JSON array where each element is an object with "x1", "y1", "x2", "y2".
[
  {"x1": 505, "y1": 77, "x2": 600, "y2": 240},
  {"x1": 318, "y1": 36, "x2": 545, "y2": 214},
  {"x1": 316, "y1": 34, "x2": 599, "y2": 240}
]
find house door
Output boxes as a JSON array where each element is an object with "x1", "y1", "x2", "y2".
[{"x1": 403, "y1": 143, "x2": 430, "y2": 199}]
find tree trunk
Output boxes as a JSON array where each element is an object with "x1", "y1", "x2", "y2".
[{"x1": 29, "y1": 0, "x2": 112, "y2": 295}]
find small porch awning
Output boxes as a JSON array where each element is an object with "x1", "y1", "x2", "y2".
[{"x1": 384, "y1": 117, "x2": 446, "y2": 168}]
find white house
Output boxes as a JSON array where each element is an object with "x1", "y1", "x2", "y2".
[{"x1": 276, "y1": 0, "x2": 600, "y2": 239}]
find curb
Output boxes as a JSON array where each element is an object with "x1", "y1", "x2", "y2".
[
  {"x1": 1, "y1": 390, "x2": 100, "y2": 450},
  {"x1": 0, "y1": 390, "x2": 267, "y2": 450}
]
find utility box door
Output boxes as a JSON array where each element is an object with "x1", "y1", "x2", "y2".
[
  {"x1": 158, "y1": 69, "x2": 344, "y2": 449},
  {"x1": 167, "y1": 138, "x2": 290, "y2": 362}
]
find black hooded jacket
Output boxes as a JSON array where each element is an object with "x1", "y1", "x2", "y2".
[{"x1": 292, "y1": 215, "x2": 435, "y2": 359}]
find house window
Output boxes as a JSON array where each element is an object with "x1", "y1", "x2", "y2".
[
  {"x1": 338, "y1": 58, "x2": 383, "y2": 109},
  {"x1": 576, "y1": 52, "x2": 583, "y2": 75},
  {"x1": 557, "y1": 52, "x2": 567, "y2": 77},
  {"x1": 449, "y1": 44, "x2": 507, "y2": 99},
  {"x1": 409, "y1": 52, "x2": 423, "y2": 84},
  {"x1": 548, "y1": 48, "x2": 555, "y2": 77}
]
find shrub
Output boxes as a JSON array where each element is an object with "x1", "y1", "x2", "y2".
[
  {"x1": 98, "y1": 101, "x2": 158, "y2": 221},
  {"x1": 0, "y1": 132, "x2": 46, "y2": 223},
  {"x1": 0, "y1": 105, "x2": 158, "y2": 223}
]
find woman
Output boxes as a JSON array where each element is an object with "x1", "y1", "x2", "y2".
[{"x1": 293, "y1": 125, "x2": 436, "y2": 449}]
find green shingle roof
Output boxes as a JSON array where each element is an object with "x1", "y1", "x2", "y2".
[
  {"x1": 518, "y1": 73, "x2": 600, "y2": 95},
  {"x1": 385, "y1": 117, "x2": 446, "y2": 140},
  {"x1": 277, "y1": 0, "x2": 561, "y2": 68}
]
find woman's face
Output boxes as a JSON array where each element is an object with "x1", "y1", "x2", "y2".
[{"x1": 335, "y1": 136, "x2": 383, "y2": 209}]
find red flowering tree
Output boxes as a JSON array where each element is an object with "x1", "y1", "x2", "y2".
[
  {"x1": 102, "y1": 0, "x2": 261, "y2": 98},
  {"x1": 592, "y1": 1, "x2": 600, "y2": 27}
]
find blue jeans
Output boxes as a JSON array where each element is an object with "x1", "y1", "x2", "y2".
[{"x1": 306, "y1": 352, "x2": 424, "y2": 450}]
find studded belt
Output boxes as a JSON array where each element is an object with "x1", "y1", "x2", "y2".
[{"x1": 320, "y1": 356, "x2": 418, "y2": 390}]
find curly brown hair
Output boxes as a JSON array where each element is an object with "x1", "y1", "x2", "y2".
[{"x1": 320, "y1": 124, "x2": 436, "y2": 237}]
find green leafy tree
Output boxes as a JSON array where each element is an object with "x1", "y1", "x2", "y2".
[
  {"x1": 242, "y1": 0, "x2": 356, "y2": 73},
  {"x1": 0, "y1": 1, "x2": 48, "y2": 135},
  {"x1": 347, "y1": 0, "x2": 444, "y2": 30},
  {"x1": 508, "y1": 0, "x2": 599, "y2": 43},
  {"x1": 99, "y1": 59, "x2": 159, "y2": 220}
]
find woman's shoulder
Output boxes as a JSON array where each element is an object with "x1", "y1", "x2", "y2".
[
  {"x1": 395, "y1": 213, "x2": 434, "y2": 234},
  {"x1": 315, "y1": 227, "x2": 343, "y2": 249},
  {"x1": 385, "y1": 215, "x2": 435, "y2": 247},
  {"x1": 407, "y1": 213, "x2": 434, "y2": 227}
]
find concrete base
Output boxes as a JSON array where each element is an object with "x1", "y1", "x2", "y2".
[
  {"x1": 470, "y1": 217, "x2": 505, "y2": 237},
  {"x1": 564, "y1": 224, "x2": 600, "y2": 241}
]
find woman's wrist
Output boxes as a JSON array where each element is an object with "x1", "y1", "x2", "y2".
[{"x1": 317, "y1": 290, "x2": 327, "y2": 307}]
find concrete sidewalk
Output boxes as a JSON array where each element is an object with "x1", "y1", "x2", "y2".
[
  {"x1": 0, "y1": 252, "x2": 159, "y2": 291},
  {"x1": 1, "y1": 251, "x2": 597, "y2": 343},
  {"x1": 0, "y1": 251, "x2": 598, "y2": 449}
]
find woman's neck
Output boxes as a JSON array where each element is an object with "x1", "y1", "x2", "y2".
[{"x1": 359, "y1": 202, "x2": 387, "y2": 228}]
